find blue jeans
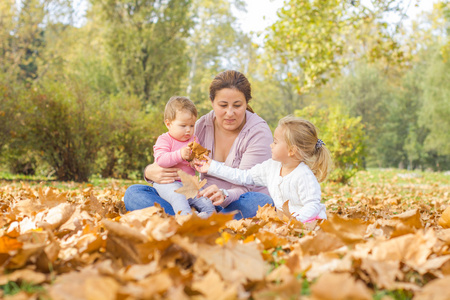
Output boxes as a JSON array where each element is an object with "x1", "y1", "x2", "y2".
[{"x1": 124, "y1": 184, "x2": 274, "y2": 220}]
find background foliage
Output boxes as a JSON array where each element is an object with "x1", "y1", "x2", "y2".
[{"x1": 0, "y1": 0, "x2": 449, "y2": 181}]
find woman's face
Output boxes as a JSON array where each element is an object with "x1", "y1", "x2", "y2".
[{"x1": 211, "y1": 88, "x2": 247, "y2": 133}]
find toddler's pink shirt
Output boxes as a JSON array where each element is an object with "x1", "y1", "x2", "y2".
[{"x1": 153, "y1": 133, "x2": 196, "y2": 176}]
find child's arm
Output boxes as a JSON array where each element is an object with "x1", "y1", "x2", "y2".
[
  {"x1": 153, "y1": 135, "x2": 189, "y2": 168},
  {"x1": 195, "y1": 157, "x2": 263, "y2": 187},
  {"x1": 290, "y1": 199, "x2": 326, "y2": 223},
  {"x1": 288, "y1": 173, "x2": 326, "y2": 222}
]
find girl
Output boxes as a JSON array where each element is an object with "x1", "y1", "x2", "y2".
[
  {"x1": 152, "y1": 96, "x2": 215, "y2": 217},
  {"x1": 194, "y1": 116, "x2": 332, "y2": 222}
]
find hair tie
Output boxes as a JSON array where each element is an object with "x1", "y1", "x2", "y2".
[{"x1": 315, "y1": 139, "x2": 325, "y2": 150}]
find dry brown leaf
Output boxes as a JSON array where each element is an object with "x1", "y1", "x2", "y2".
[
  {"x1": 48, "y1": 268, "x2": 119, "y2": 300},
  {"x1": 438, "y1": 206, "x2": 450, "y2": 229},
  {"x1": 174, "y1": 170, "x2": 207, "y2": 199},
  {"x1": 320, "y1": 213, "x2": 371, "y2": 244},
  {"x1": 310, "y1": 272, "x2": 372, "y2": 300},
  {"x1": 303, "y1": 252, "x2": 353, "y2": 280},
  {"x1": 197, "y1": 242, "x2": 268, "y2": 284},
  {"x1": 414, "y1": 276, "x2": 450, "y2": 300},
  {"x1": 102, "y1": 219, "x2": 148, "y2": 243},
  {"x1": 43, "y1": 203, "x2": 76, "y2": 230},
  {"x1": 38, "y1": 187, "x2": 68, "y2": 207},
  {"x1": 371, "y1": 230, "x2": 437, "y2": 266},
  {"x1": 0, "y1": 269, "x2": 47, "y2": 285},
  {"x1": 298, "y1": 230, "x2": 346, "y2": 256},
  {"x1": 392, "y1": 209, "x2": 423, "y2": 229},
  {"x1": 187, "y1": 140, "x2": 211, "y2": 161},
  {"x1": 277, "y1": 200, "x2": 292, "y2": 220},
  {"x1": 121, "y1": 262, "x2": 158, "y2": 281},
  {"x1": 192, "y1": 269, "x2": 238, "y2": 300},
  {"x1": 360, "y1": 258, "x2": 402, "y2": 289}
]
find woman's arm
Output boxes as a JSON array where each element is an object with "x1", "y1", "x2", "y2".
[{"x1": 144, "y1": 163, "x2": 179, "y2": 184}]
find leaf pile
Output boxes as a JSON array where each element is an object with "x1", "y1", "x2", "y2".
[{"x1": 0, "y1": 173, "x2": 449, "y2": 299}]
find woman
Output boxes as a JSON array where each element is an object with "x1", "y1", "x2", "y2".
[{"x1": 124, "y1": 70, "x2": 274, "y2": 219}]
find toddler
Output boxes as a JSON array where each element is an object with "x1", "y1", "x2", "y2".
[
  {"x1": 153, "y1": 96, "x2": 215, "y2": 217},
  {"x1": 195, "y1": 116, "x2": 332, "y2": 222}
]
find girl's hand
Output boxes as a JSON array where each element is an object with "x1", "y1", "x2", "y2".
[
  {"x1": 145, "y1": 163, "x2": 179, "y2": 184},
  {"x1": 180, "y1": 146, "x2": 192, "y2": 161},
  {"x1": 194, "y1": 156, "x2": 212, "y2": 173},
  {"x1": 198, "y1": 184, "x2": 225, "y2": 206}
]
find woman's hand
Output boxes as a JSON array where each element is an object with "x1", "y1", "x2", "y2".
[
  {"x1": 144, "y1": 163, "x2": 179, "y2": 184},
  {"x1": 194, "y1": 156, "x2": 212, "y2": 174},
  {"x1": 198, "y1": 184, "x2": 225, "y2": 206}
]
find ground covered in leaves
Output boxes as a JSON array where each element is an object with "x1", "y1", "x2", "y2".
[{"x1": 0, "y1": 169, "x2": 449, "y2": 300}]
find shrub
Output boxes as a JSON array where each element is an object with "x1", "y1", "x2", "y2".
[
  {"x1": 96, "y1": 94, "x2": 163, "y2": 179},
  {"x1": 22, "y1": 79, "x2": 106, "y2": 182},
  {"x1": 295, "y1": 105, "x2": 366, "y2": 184}
]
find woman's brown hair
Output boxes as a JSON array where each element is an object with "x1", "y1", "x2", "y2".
[{"x1": 209, "y1": 70, "x2": 254, "y2": 113}]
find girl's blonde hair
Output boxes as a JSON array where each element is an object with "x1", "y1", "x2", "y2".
[
  {"x1": 278, "y1": 116, "x2": 332, "y2": 182},
  {"x1": 164, "y1": 96, "x2": 197, "y2": 121}
]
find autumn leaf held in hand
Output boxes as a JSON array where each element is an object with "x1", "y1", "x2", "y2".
[{"x1": 187, "y1": 141, "x2": 210, "y2": 161}]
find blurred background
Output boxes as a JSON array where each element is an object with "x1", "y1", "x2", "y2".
[{"x1": 0, "y1": 0, "x2": 449, "y2": 183}]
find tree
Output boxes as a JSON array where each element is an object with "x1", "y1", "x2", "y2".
[
  {"x1": 180, "y1": 0, "x2": 252, "y2": 114},
  {"x1": 264, "y1": 0, "x2": 409, "y2": 93},
  {"x1": 295, "y1": 105, "x2": 366, "y2": 184},
  {"x1": 89, "y1": 0, "x2": 193, "y2": 108},
  {"x1": 420, "y1": 49, "x2": 450, "y2": 156},
  {"x1": 336, "y1": 64, "x2": 393, "y2": 167}
]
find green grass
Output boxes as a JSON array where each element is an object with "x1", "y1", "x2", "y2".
[
  {"x1": 349, "y1": 168, "x2": 450, "y2": 186},
  {"x1": 0, "y1": 281, "x2": 46, "y2": 298},
  {"x1": 2, "y1": 167, "x2": 448, "y2": 189}
]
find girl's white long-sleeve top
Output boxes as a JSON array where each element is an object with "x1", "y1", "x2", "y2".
[{"x1": 208, "y1": 159, "x2": 327, "y2": 222}]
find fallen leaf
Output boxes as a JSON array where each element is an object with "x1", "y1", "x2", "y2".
[
  {"x1": 320, "y1": 213, "x2": 371, "y2": 244},
  {"x1": 174, "y1": 170, "x2": 207, "y2": 199},
  {"x1": 360, "y1": 258, "x2": 402, "y2": 289},
  {"x1": 310, "y1": 272, "x2": 372, "y2": 300},
  {"x1": 192, "y1": 269, "x2": 238, "y2": 300},
  {"x1": 438, "y1": 206, "x2": 450, "y2": 229},
  {"x1": 102, "y1": 219, "x2": 148, "y2": 243},
  {"x1": 43, "y1": 203, "x2": 75, "y2": 230},
  {"x1": 414, "y1": 276, "x2": 450, "y2": 300},
  {"x1": 0, "y1": 269, "x2": 47, "y2": 285},
  {"x1": 0, "y1": 235, "x2": 23, "y2": 253}
]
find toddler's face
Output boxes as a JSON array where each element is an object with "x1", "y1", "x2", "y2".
[{"x1": 165, "y1": 110, "x2": 196, "y2": 142}]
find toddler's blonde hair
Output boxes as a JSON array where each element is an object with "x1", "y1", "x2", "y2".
[
  {"x1": 278, "y1": 116, "x2": 332, "y2": 182},
  {"x1": 164, "y1": 96, "x2": 197, "y2": 121}
]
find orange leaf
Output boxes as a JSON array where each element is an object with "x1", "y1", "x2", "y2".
[{"x1": 0, "y1": 236, "x2": 23, "y2": 253}]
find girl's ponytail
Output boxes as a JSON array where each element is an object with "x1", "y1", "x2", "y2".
[{"x1": 310, "y1": 143, "x2": 332, "y2": 182}]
